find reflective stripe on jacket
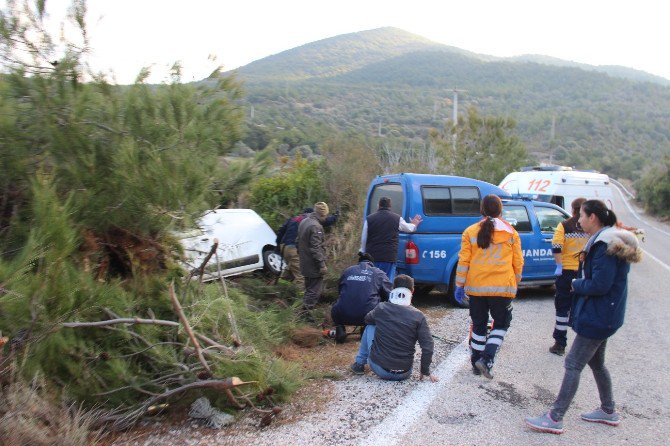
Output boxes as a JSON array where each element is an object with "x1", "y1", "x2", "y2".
[
  {"x1": 551, "y1": 218, "x2": 588, "y2": 271},
  {"x1": 455, "y1": 220, "x2": 524, "y2": 298}
]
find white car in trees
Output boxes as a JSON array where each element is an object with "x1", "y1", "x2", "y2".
[{"x1": 178, "y1": 209, "x2": 284, "y2": 281}]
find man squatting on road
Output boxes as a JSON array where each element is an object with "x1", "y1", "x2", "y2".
[
  {"x1": 526, "y1": 199, "x2": 642, "y2": 434},
  {"x1": 360, "y1": 196, "x2": 421, "y2": 283},
  {"x1": 454, "y1": 194, "x2": 523, "y2": 379},
  {"x1": 549, "y1": 197, "x2": 588, "y2": 356},
  {"x1": 350, "y1": 274, "x2": 438, "y2": 382},
  {"x1": 330, "y1": 252, "x2": 392, "y2": 343}
]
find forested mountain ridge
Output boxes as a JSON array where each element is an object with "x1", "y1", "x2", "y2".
[{"x1": 224, "y1": 27, "x2": 670, "y2": 180}]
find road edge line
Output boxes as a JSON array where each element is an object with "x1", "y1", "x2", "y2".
[{"x1": 359, "y1": 335, "x2": 470, "y2": 446}]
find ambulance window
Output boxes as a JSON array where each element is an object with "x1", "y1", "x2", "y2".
[
  {"x1": 368, "y1": 183, "x2": 403, "y2": 216},
  {"x1": 502, "y1": 205, "x2": 532, "y2": 233},
  {"x1": 550, "y1": 196, "x2": 564, "y2": 209},
  {"x1": 536, "y1": 207, "x2": 569, "y2": 233}
]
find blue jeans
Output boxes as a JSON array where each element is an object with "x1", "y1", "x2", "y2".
[
  {"x1": 374, "y1": 262, "x2": 396, "y2": 283},
  {"x1": 355, "y1": 325, "x2": 412, "y2": 381},
  {"x1": 550, "y1": 334, "x2": 615, "y2": 421}
]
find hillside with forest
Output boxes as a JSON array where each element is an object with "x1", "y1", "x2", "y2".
[{"x1": 226, "y1": 27, "x2": 670, "y2": 181}]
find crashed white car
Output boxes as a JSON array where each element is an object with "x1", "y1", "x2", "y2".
[{"x1": 178, "y1": 209, "x2": 284, "y2": 280}]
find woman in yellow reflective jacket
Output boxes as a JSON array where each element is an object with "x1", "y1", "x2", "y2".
[{"x1": 454, "y1": 194, "x2": 523, "y2": 379}]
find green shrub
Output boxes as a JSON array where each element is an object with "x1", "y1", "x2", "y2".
[
  {"x1": 249, "y1": 157, "x2": 327, "y2": 229},
  {"x1": 636, "y1": 156, "x2": 670, "y2": 216}
]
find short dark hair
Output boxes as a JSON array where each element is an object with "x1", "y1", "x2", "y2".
[
  {"x1": 378, "y1": 197, "x2": 391, "y2": 209},
  {"x1": 358, "y1": 252, "x2": 375, "y2": 263},
  {"x1": 393, "y1": 274, "x2": 414, "y2": 290}
]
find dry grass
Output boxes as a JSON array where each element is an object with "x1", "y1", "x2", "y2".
[{"x1": 0, "y1": 378, "x2": 103, "y2": 446}]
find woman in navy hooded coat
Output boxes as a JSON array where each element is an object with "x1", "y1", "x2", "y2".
[{"x1": 526, "y1": 199, "x2": 642, "y2": 434}]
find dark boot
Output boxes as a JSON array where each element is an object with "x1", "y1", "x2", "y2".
[
  {"x1": 549, "y1": 342, "x2": 565, "y2": 356},
  {"x1": 334, "y1": 325, "x2": 347, "y2": 344},
  {"x1": 475, "y1": 356, "x2": 494, "y2": 379},
  {"x1": 471, "y1": 352, "x2": 482, "y2": 375}
]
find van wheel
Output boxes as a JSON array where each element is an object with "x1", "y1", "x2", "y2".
[
  {"x1": 447, "y1": 268, "x2": 469, "y2": 309},
  {"x1": 263, "y1": 249, "x2": 283, "y2": 275}
]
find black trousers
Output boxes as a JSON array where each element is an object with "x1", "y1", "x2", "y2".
[
  {"x1": 553, "y1": 269, "x2": 578, "y2": 346},
  {"x1": 469, "y1": 296, "x2": 513, "y2": 364}
]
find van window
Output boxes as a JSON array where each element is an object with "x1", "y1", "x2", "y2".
[
  {"x1": 368, "y1": 183, "x2": 403, "y2": 215},
  {"x1": 502, "y1": 205, "x2": 532, "y2": 233},
  {"x1": 536, "y1": 206, "x2": 568, "y2": 233},
  {"x1": 422, "y1": 186, "x2": 480, "y2": 216}
]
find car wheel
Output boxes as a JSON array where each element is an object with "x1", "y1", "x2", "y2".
[{"x1": 263, "y1": 249, "x2": 283, "y2": 275}]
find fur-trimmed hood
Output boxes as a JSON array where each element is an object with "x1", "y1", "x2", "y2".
[{"x1": 591, "y1": 226, "x2": 643, "y2": 263}]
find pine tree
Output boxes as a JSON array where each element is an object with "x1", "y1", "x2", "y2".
[{"x1": 432, "y1": 106, "x2": 528, "y2": 184}]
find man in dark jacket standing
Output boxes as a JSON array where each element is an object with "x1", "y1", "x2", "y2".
[
  {"x1": 350, "y1": 274, "x2": 438, "y2": 382},
  {"x1": 297, "y1": 202, "x2": 330, "y2": 312},
  {"x1": 331, "y1": 252, "x2": 392, "y2": 341},
  {"x1": 276, "y1": 207, "x2": 339, "y2": 287},
  {"x1": 360, "y1": 197, "x2": 422, "y2": 282}
]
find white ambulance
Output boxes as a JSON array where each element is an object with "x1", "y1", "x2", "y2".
[{"x1": 499, "y1": 165, "x2": 614, "y2": 212}]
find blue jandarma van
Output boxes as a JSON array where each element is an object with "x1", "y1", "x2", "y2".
[{"x1": 364, "y1": 173, "x2": 570, "y2": 305}]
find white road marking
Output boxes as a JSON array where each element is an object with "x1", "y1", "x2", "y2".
[
  {"x1": 612, "y1": 184, "x2": 670, "y2": 272},
  {"x1": 359, "y1": 336, "x2": 470, "y2": 446},
  {"x1": 613, "y1": 183, "x2": 670, "y2": 237}
]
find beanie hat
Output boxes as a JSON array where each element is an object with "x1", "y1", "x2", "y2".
[
  {"x1": 389, "y1": 287, "x2": 412, "y2": 306},
  {"x1": 314, "y1": 202, "x2": 329, "y2": 218}
]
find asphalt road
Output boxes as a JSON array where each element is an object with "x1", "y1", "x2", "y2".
[{"x1": 360, "y1": 186, "x2": 670, "y2": 446}]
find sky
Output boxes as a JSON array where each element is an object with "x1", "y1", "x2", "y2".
[{"x1": 42, "y1": 0, "x2": 670, "y2": 84}]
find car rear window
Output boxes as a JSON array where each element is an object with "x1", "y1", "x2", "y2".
[
  {"x1": 368, "y1": 183, "x2": 403, "y2": 215},
  {"x1": 421, "y1": 186, "x2": 480, "y2": 216}
]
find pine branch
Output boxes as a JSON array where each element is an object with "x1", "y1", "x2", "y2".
[
  {"x1": 214, "y1": 240, "x2": 242, "y2": 346},
  {"x1": 169, "y1": 282, "x2": 211, "y2": 375},
  {"x1": 62, "y1": 318, "x2": 180, "y2": 328}
]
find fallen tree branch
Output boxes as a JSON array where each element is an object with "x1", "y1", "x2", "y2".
[
  {"x1": 62, "y1": 318, "x2": 180, "y2": 328},
  {"x1": 98, "y1": 377, "x2": 254, "y2": 430},
  {"x1": 169, "y1": 282, "x2": 211, "y2": 375},
  {"x1": 195, "y1": 332, "x2": 235, "y2": 354},
  {"x1": 214, "y1": 242, "x2": 241, "y2": 346},
  {"x1": 196, "y1": 241, "x2": 218, "y2": 285}
]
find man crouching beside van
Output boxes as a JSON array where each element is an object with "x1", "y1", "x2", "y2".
[{"x1": 350, "y1": 274, "x2": 438, "y2": 382}]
